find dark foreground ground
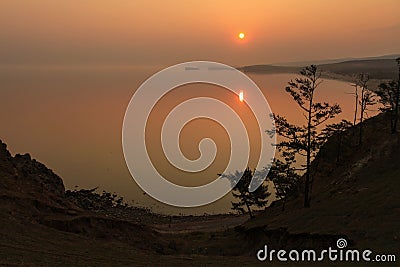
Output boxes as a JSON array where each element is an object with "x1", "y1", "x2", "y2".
[{"x1": 0, "y1": 113, "x2": 398, "y2": 266}]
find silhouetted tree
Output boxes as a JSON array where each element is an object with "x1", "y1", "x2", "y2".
[
  {"x1": 376, "y1": 58, "x2": 400, "y2": 133},
  {"x1": 319, "y1": 120, "x2": 352, "y2": 163},
  {"x1": 357, "y1": 74, "x2": 376, "y2": 144},
  {"x1": 222, "y1": 167, "x2": 269, "y2": 218},
  {"x1": 350, "y1": 82, "x2": 359, "y2": 128},
  {"x1": 268, "y1": 151, "x2": 301, "y2": 211},
  {"x1": 268, "y1": 65, "x2": 341, "y2": 208}
]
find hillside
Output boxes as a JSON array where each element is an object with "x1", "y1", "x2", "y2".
[
  {"x1": 0, "y1": 140, "x2": 260, "y2": 266},
  {"x1": 244, "y1": 113, "x2": 400, "y2": 253},
  {"x1": 0, "y1": 141, "x2": 177, "y2": 265},
  {"x1": 0, "y1": 113, "x2": 399, "y2": 266}
]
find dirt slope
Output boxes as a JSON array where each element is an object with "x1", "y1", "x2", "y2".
[
  {"x1": 0, "y1": 113, "x2": 398, "y2": 266},
  {"x1": 244, "y1": 113, "x2": 400, "y2": 254}
]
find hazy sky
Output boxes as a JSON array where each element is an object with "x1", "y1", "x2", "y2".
[{"x1": 1, "y1": 0, "x2": 399, "y2": 66}]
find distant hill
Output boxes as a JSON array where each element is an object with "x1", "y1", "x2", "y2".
[
  {"x1": 319, "y1": 59, "x2": 398, "y2": 80},
  {"x1": 272, "y1": 54, "x2": 400, "y2": 67},
  {"x1": 239, "y1": 57, "x2": 399, "y2": 83}
]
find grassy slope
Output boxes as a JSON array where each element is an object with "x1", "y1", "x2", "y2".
[{"x1": 244, "y1": 113, "x2": 400, "y2": 254}]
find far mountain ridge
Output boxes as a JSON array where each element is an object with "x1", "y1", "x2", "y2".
[
  {"x1": 239, "y1": 57, "x2": 399, "y2": 82},
  {"x1": 272, "y1": 54, "x2": 400, "y2": 67}
]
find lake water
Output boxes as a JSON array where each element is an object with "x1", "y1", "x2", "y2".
[{"x1": 0, "y1": 65, "x2": 373, "y2": 214}]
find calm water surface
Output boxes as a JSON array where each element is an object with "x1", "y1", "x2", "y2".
[{"x1": 0, "y1": 65, "x2": 374, "y2": 214}]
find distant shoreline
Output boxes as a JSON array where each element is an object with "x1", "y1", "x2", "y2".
[{"x1": 239, "y1": 57, "x2": 399, "y2": 88}]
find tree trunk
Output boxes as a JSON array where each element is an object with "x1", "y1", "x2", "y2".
[
  {"x1": 353, "y1": 85, "x2": 358, "y2": 127},
  {"x1": 304, "y1": 82, "x2": 314, "y2": 208},
  {"x1": 243, "y1": 197, "x2": 254, "y2": 219},
  {"x1": 359, "y1": 86, "x2": 365, "y2": 145}
]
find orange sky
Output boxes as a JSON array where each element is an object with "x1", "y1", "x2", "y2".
[{"x1": 1, "y1": 0, "x2": 399, "y2": 66}]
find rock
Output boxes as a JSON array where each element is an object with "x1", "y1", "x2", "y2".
[
  {"x1": 0, "y1": 139, "x2": 65, "y2": 197},
  {"x1": 0, "y1": 140, "x2": 14, "y2": 176},
  {"x1": 0, "y1": 140, "x2": 11, "y2": 159}
]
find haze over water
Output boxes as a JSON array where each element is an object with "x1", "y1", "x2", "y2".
[
  {"x1": 1, "y1": 0, "x2": 396, "y2": 214},
  {"x1": 0, "y1": 65, "x2": 364, "y2": 214}
]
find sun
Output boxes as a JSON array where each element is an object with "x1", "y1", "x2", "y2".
[{"x1": 238, "y1": 32, "x2": 245, "y2": 40}]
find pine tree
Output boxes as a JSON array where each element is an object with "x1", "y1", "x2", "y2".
[
  {"x1": 267, "y1": 65, "x2": 341, "y2": 208},
  {"x1": 357, "y1": 74, "x2": 376, "y2": 145},
  {"x1": 319, "y1": 120, "x2": 352, "y2": 163},
  {"x1": 222, "y1": 167, "x2": 269, "y2": 218},
  {"x1": 376, "y1": 58, "x2": 400, "y2": 133},
  {"x1": 268, "y1": 151, "x2": 301, "y2": 211}
]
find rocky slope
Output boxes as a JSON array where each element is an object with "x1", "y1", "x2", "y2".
[
  {"x1": 0, "y1": 140, "x2": 171, "y2": 251},
  {"x1": 244, "y1": 113, "x2": 400, "y2": 254}
]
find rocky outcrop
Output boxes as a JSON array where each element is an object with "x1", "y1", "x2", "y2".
[
  {"x1": 0, "y1": 141, "x2": 14, "y2": 176},
  {"x1": 13, "y1": 153, "x2": 65, "y2": 196},
  {"x1": 0, "y1": 140, "x2": 65, "y2": 197}
]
